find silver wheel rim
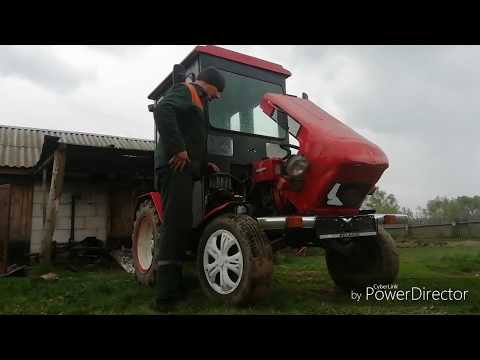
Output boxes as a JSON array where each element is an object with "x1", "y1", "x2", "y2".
[
  {"x1": 137, "y1": 216, "x2": 155, "y2": 272},
  {"x1": 203, "y1": 229, "x2": 244, "y2": 295}
]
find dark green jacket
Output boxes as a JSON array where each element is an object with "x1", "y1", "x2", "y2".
[{"x1": 153, "y1": 83, "x2": 208, "y2": 179}]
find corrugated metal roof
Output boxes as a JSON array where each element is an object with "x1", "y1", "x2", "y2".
[{"x1": 0, "y1": 125, "x2": 155, "y2": 168}]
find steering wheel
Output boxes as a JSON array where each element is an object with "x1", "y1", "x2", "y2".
[{"x1": 280, "y1": 143, "x2": 300, "y2": 160}]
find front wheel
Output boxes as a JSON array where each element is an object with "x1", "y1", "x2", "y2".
[
  {"x1": 197, "y1": 215, "x2": 273, "y2": 306},
  {"x1": 325, "y1": 225, "x2": 399, "y2": 291}
]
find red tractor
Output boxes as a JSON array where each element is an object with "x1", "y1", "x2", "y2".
[{"x1": 132, "y1": 45, "x2": 405, "y2": 305}]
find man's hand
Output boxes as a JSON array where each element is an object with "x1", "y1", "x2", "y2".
[
  {"x1": 168, "y1": 150, "x2": 190, "y2": 172},
  {"x1": 208, "y1": 162, "x2": 220, "y2": 174}
]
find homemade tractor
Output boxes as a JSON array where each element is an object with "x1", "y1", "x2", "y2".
[{"x1": 132, "y1": 45, "x2": 405, "y2": 305}]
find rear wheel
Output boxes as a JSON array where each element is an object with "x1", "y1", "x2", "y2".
[
  {"x1": 197, "y1": 215, "x2": 273, "y2": 306},
  {"x1": 132, "y1": 199, "x2": 160, "y2": 286},
  {"x1": 325, "y1": 225, "x2": 399, "y2": 291}
]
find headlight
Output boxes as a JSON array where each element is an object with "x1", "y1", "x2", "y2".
[{"x1": 286, "y1": 155, "x2": 309, "y2": 178}]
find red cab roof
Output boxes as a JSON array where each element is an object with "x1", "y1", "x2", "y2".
[
  {"x1": 148, "y1": 45, "x2": 291, "y2": 100},
  {"x1": 195, "y1": 45, "x2": 291, "y2": 77}
]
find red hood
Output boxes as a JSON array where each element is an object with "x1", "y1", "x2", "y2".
[
  {"x1": 261, "y1": 93, "x2": 389, "y2": 214},
  {"x1": 262, "y1": 93, "x2": 388, "y2": 166}
]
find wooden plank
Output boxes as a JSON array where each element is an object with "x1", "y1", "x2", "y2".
[
  {"x1": 42, "y1": 168, "x2": 47, "y2": 226},
  {"x1": 109, "y1": 188, "x2": 135, "y2": 248},
  {"x1": 9, "y1": 185, "x2": 25, "y2": 241},
  {"x1": 32, "y1": 153, "x2": 54, "y2": 175},
  {"x1": 0, "y1": 184, "x2": 11, "y2": 273},
  {"x1": 40, "y1": 145, "x2": 66, "y2": 265},
  {"x1": 8, "y1": 183, "x2": 34, "y2": 265},
  {"x1": 0, "y1": 167, "x2": 31, "y2": 176},
  {"x1": 23, "y1": 183, "x2": 33, "y2": 254},
  {"x1": 106, "y1": 187, "x2": 112, "y2": 242}
]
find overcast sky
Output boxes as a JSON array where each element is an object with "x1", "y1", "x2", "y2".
[{"x1": 0, "y1": 45, "x2": 477, "y2": 211}]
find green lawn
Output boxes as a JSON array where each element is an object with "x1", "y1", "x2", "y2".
[{"x1": 1, "y1": 243, "x2": 480, "y2": 315}]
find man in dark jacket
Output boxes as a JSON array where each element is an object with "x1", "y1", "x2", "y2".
[{"x1": 153, "y1": 66, "x2": 225, "y2": 310}]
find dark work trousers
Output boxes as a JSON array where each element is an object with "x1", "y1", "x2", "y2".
[{"x1": 154, "y1": 164, "x2": 193, "y2": 302}]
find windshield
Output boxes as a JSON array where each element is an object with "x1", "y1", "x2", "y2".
[{"x1": 208, "y1": 70, "x2": 287, "y2": 138}]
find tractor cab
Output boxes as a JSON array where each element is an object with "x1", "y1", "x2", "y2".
[{"x1": 148, "y1": 45, "x2": 294, "y2": 224}]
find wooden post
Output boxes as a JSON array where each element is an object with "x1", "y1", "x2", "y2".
[
  {"x1": 42, "y1": 168, "x2": 47, "y2": 227},
  {"x1": 40, "y1": 144, "x2": 67, "y2": 265}
]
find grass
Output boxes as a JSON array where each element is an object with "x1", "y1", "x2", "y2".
[{"x1": 1, "y1": 242, "x2": 480, "y2": 315}]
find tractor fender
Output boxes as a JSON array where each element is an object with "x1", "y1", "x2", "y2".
[
  {"x1": 134, "y1": 195, "x2": 242, "y2": 229},
  {"x1": 134, "y1": 192, "x2": 164, "y2": 221},
  {"x1": 198, "y1": 201, "x2": 242, "y2": 228}
]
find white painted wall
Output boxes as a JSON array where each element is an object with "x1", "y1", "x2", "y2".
[{"x1": 30, "y1": 180, "x2": 109, "y2": 254}]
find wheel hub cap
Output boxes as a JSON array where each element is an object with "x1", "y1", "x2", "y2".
[{"x1": 203, "y1": 229, "x2": 244, "y2": 295}]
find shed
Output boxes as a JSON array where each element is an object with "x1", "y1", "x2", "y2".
[{"x1": 0, "y1": 125, "x2": 154, "y2": 270}]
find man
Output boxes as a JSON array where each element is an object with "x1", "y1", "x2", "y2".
[{"x1": 153, "y1": 66, "x2": 225, "y2": 310}]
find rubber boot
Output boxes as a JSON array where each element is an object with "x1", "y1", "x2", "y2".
[{"x1": 154, "y1": 263, "x2": 184, "y2": 312}]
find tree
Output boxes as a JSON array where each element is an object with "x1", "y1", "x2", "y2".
[
  {"x1": 363, "y1": 189, "x2": 400, "y2": 213},
  {"x1": 424, "y1": 195, "x2": 480, "y2": 222},
  {"x1": 456, "y1": 196, "x2": 480, "y2": 220},
  {"x1": 401, "y1": 207, "x2": 414, "y2": 218}
]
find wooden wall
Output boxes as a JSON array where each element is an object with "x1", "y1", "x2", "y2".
[
  {"x1": 9, "y1": 183, "x2": 33, "y2": 265},
  {"x1": 107, "y1": 179, "x2": 151, "y2": 249},
  {"x1": 108, "y1": 187, "x2": 136, "y2": 248},
  {"x1": 0, "y1": 184, "x2": 11, "y2": 273},
  {"x1": 1, "y1": 171, "x2": 152, "y2": 260},
  {"x1": 0, "y1": 178, "x2": 33, "y2": 267}
]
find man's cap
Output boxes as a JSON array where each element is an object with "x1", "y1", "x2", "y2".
[{"x1": 197, "y1": 67, "x2": 225, "y2": 93}]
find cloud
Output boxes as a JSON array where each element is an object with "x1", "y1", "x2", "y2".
[
  {"x1": 0, "y1": 46, "x2": 96, "y2": 93},
  {"x1": 291, "y1": 46, "x2": 480, "y2": 137},
  {"x1": 87, "y1": 45, "x2": 151, "y2": 57}
]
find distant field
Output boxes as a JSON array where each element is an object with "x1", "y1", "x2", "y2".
[{"x1": 1, "y1": 241, "x2": 479, "y2": 315}]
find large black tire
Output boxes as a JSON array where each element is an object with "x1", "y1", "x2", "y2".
[
  {"x1": 325, "y1": 225, "x2": 399, "y2": 291},
  {"x1": 197, "y1": 214, "x2": 273, "y2": 306},
  {"x1": 132, "y1": 199, "x2": 161, "y2": 286}
]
